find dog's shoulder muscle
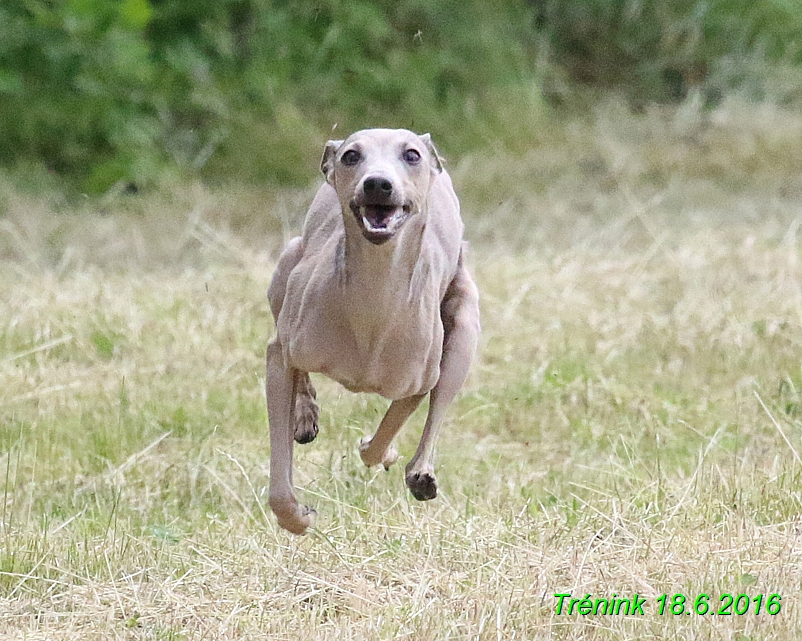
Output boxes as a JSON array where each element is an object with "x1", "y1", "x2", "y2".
[
  {"x1": 413, "y1": 170, "x2": 464, "y2": 301},
  {"x1": 301, "y1": 183, "x2": 343, "y2": 253}
]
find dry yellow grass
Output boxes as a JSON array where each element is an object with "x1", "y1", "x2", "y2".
[{"x1": 1, "y1": 97, "x2": 802, "y2": 639}]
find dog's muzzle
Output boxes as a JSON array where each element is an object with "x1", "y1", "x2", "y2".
[{"x1": 350, "y1": 201, "x2": 412, "y2": 245}]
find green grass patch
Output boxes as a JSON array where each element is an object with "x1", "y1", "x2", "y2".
[{"x1": 1, "y1": 101, "x2": 802, "y2": 638}]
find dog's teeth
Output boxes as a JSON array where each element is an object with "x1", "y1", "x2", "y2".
[{"x1": 356, "y1": 206, "x2": 367, "y2": 229}]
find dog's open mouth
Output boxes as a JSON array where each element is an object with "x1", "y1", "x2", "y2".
[{"x1": 350, "y1": 203, "x2": 411, "y2": 245}]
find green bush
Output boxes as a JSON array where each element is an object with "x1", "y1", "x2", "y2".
[
  {"x1": 534, "y1": 0, "x2": 802, "y2": 101},
  {"x1": 0, "y1": 0, "x2": 162, "y2": 191},
  {"x1": 206, "y1": 1, "x2": 547, "y2": 182},
  {"x1": 0, "y1": 0, "x2": 544, "y2": 191},
  {"x1": 2, "y1": 0, "x2": 802, "y2": 192}
]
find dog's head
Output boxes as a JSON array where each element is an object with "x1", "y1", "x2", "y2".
[{"x1": 320, "y1": 129, "x2": 443, "y2": 246}]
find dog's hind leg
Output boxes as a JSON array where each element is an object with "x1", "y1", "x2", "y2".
[
  {"x1": 405, "y1": 260, "x2": 480, "y2": 501},
  {"x1": 360, "y1": 394, "x2": 426, "y2": 470},
  {"x1": 294, "y1": 372, "x2": 319, "y2": 444}
]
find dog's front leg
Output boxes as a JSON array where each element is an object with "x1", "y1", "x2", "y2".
[
  {"x1": 266, "y1": 339, "x2": 316, "y2": 534},
  {"x1": 405, "y1": 263, "x2": 480, "y2": 500},
  {"x1": 360, "y1": 394, "x2": 426, "y2": 469}
]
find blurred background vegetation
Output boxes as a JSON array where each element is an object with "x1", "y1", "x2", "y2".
[{"x1": 1, "y1": 0, "x2": 801, "y2": 193}]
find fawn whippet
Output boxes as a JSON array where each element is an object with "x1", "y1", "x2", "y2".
[{"x1": 266, "y1": 128, "x2": 480, "y2": 534}]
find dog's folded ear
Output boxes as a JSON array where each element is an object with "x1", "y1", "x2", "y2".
[
  {"x1": 321, "y1": 140, "x2": 344, "y2": 185},
  {"x1": 419, "y1": 133, "x2": 443, "y2": 174}
]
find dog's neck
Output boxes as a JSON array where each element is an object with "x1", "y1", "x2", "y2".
[
  {"x1": 337, "y1": 209, "x2": 429, "y2": 358},
  {"x1": 340, "y1": 210, "x2": 427, "y2": 291}
]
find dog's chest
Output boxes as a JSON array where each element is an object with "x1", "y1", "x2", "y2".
[{"x1": 282, "y1": 276, "x2": 444, "y2": 399}]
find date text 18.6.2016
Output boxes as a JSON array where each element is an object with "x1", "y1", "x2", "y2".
[{"x1": 553, "y1": 592, "x2": 782, "y2": 616}]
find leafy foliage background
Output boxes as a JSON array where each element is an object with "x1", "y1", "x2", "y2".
[{"x1": 1, "y1": 0, "x2": 800, "y2": 191}]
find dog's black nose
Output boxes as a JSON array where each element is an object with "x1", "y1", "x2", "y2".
[{"x1": 363, "y1": 176, "x2": 393, "y2": 196}]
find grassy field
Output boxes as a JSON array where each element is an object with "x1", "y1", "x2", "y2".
[{"x1": 1, "y1": 97, "x2": 802, "y2": 639}]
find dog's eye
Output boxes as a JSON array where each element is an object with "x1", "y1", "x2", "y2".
[
  {"x1": 341, "y1": 150, "x2": 361, "y2": 166},
  {"x1": 403, "y1": 149, "x2": 421, "y2": 165}
]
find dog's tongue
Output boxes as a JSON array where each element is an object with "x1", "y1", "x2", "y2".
[{"x1": 363, "y1": 205, "x2": 395, "y2": 229}]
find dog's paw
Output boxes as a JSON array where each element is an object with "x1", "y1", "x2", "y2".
[
  {"x1": 359, "y1": 436, "x2": 399, "y2": 470},
  {"x1": 271, "y1": 500, "x2": 317, "y2": 535},
  {"x1": 405, "y1": 469, "x2": 438, "y2": 501},
  {"x1": 294, "y1": 396, "x2": 319, "y2": 444}
]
